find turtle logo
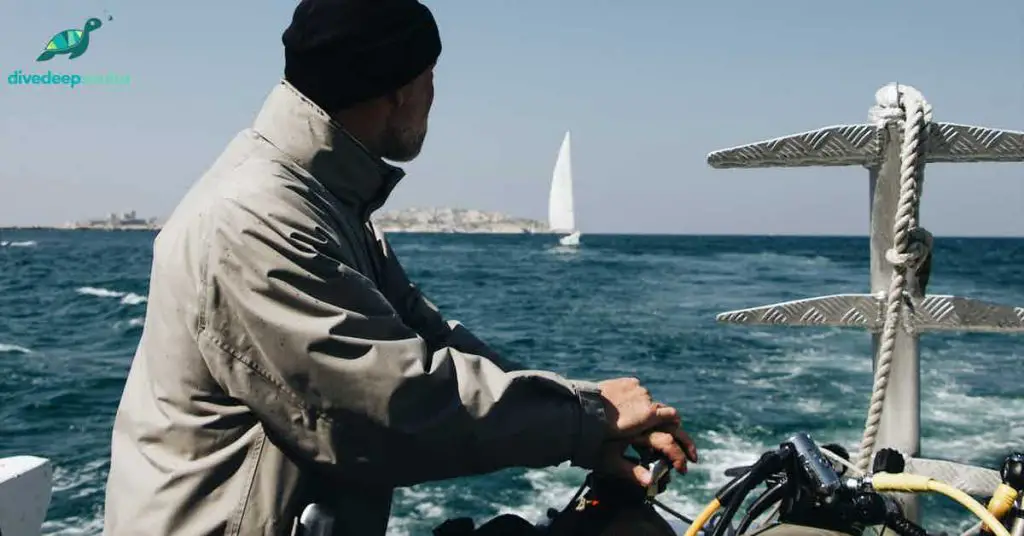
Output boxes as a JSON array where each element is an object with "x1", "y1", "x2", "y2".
[{"x1": 36, "y1": 16, "x2": 107, "y2": 62}]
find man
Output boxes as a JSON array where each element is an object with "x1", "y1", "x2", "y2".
[{"x1": 103, "y1": 0, "x2": 697, "y2": 534}]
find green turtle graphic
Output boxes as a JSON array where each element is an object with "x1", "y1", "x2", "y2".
[{"x1": 36, "y1": 17, "x2": 104, "y2": 62}]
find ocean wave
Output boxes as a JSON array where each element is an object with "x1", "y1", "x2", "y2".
[
  {"x1": 0, "y1": 240, "x2": 37, "y2": 247},
  {"x1": 75, "y1": 287, "x2": 147, "y2": 305},
  {"x1": 41, "y1": 516, "x2": 104, "y2": 536},
  {"x1": 713, "y1": 251, "x2": 833, "y2": 265},
  {"x1": 0, "y1": 342, "x2": 33, "y2": 354},
  {"x1": 39, "y1": 459, "x2": 108, "y2": 535},
  {"x1": 111, "y1": 318, "x2": 145, "y2": 330}
]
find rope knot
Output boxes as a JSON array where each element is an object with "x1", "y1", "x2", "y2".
[
  {"x1": 868, "y1": 83, "x2": 934, "y2": 126},
  {"x1": 884, "y1": 239, "x2": 930, "y2": 269},
  {"x1": 886, "y1": 227, "x2": 934, "y2": 269}
]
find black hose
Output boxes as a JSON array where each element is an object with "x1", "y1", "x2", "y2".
[
  {"x1": 708, "y1": 474, "x2": 756, "y2": 536},
  {"x1": 885, "y1": 513, "x2": 931, "y2": 536},
  {"x1": 734, "y1": 482, "x2": 788, "y2": 534},
  {"x1": 709, "y1": 449, "x2": 788, "y2": 536}
]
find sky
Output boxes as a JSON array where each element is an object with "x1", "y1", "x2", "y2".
[{"x1": 0, "y1": 0, "x2": 1022, "y2": 235}]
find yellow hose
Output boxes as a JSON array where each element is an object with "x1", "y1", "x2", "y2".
[
  {"x1": 870, "y1": 473, "x2": 1010, "y2": 536},
  {"x1": 983, "y1": 483, "x2": 1019, "y2": 532},
  {"x1": 683, "y1": 497, "x2": 721, "y2": 536}
]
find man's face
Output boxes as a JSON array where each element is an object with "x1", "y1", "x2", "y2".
[{"x1": 379, "y1": 66, "x2": 434, "y2": 162}]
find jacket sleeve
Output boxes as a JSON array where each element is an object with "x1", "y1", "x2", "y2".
[
  {"x1": 196, "y1": 196, "x2": 608, "y2": 487},
  {"x1": 369, "y1": 223, "x2": 527, "y2": 372}
]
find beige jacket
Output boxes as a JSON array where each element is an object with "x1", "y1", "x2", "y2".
[{"x1": 103, "y1": 80, "x2": 609, "y2": 536}]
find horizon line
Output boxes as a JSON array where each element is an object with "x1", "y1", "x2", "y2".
[{"x1": 2, "y1": 227, "x2": 1022, "y2": 240}]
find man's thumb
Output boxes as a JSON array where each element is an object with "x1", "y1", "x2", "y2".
[{"x1": 612, "y1": 457, "x2": 652, "y2": 488}]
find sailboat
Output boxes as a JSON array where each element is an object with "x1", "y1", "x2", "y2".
[{"x1": 548, "y1": 130, "x2": 580, "y2": 247}]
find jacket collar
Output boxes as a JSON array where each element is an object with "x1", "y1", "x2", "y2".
[{"x1": 251, "y1": 80, "x2": 405, "y2": 217}]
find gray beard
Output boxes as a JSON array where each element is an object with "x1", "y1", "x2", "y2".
[{"x1": 380, "y1": 120, "x2": 427, "y2": 163}]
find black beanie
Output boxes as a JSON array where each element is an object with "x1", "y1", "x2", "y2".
[{"x1": 282, "y1": 0, "x2": 441, "y2": 113}]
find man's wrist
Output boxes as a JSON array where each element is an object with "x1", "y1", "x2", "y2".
[{"x1": 570, "y1": 380, "x2": 608, "y2": 469}]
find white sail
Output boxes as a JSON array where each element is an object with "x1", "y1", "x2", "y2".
[{"x1": 548, "y1": 131, "x2": 578, "y2": 244}]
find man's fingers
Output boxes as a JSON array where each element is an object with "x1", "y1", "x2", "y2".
[
  {"x1": 633, "y1": 431, "x2": 688, "y2": 473},
  {"x1": 632, "y1": 404, "x2": 678, "y2": 433},
  {"x1": 615, "y1": 405, "x2": 672, "y2": 438},
  {"x1": 651, "y1": 418, "x2": 698, "y2": 463},
  {"x1": 653, "y1": 423, "x2": 697, "y2": 462},
  {"x1": 654, "y1": 405, "x2": 678, "y2": 421},
  {"x1": 672, "y1": 427, "x2": 698, "y2": 463}
]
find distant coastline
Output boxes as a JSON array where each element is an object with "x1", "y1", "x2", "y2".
[
  {"x1": 1, "y1": 207, "x2": 553, "y2": 234},
  {"x1": 372, "y1": 207, "x2": 550, "y2": 234},
  {"x1": 2, "y1": 225, "x2": 160, "y2": 231},
  {"x1": 28, "y1": 210, "x2": 164, "y2": 231}
]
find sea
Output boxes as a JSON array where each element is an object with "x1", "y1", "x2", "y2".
[{"x1": 2, "y1": 230, "x2": 1022, "y2": 535}]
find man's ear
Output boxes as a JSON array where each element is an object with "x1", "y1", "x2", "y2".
[{"x1": 386, "y1": 86, "x2": 408, "y2": 109}]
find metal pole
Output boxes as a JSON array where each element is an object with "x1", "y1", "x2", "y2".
[
  {"x1": 868, "y1": 124, "x2": 922, "y2": 520},
  {"x1": 707, "y1": 83, "x2": 1024, "y2": 528}
]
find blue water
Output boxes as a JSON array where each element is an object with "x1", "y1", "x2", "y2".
[{"x1": 2, "y1": 230, "x2": 1023, "y2": 534}]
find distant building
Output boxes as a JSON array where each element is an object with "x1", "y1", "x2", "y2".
[{"x1": 74, "y1": 210, "x2": 161, "y2": 230}]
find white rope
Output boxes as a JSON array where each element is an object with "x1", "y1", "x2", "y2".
[
  {"x1": 855, "y1": 84, "x2": 934, "y2": 473},
  {"x1": 821, "y1": 446, "x2": 865, "y2": 477}
]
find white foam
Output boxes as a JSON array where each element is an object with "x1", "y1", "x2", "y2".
[
  {"x1": 387, "y1": 461, "x2": 711, "y2": 535},
  {"x1": 712, "y1": 251, "x2": 835, "y2": 271},
  {"x1": 388, "y1": 485, "x2": 459, "y2": 535},
  {"x1": 112, "y1": 318, "x2": 146, "y2": 330},
  {"x1": 494, "y1": 464, "x2": 586, "y2": 523},
  {"x1": 920, "y1": 378, "x2": 1024, "y2": 463},
  {"x1": 75, "y1": 287, "x2": 147, "y2": 305},
  {"x1": 794, "y1": 397, "x2": 830, "y2": 415},
  {"x1": 0, "y1": 343, "x2": 32, "y2": 354},
  {"x1": 0, "y1": 240, "x2": 37, "y2": 247},
  {"x1": 783, "y1": 347, "x2": 872, "y2": 374},
  {"x1": 75, "y1": 287, "x2": 122, "y2": 298},
  {"x1": 51, "y1": 459, "x2": 106, "y2": 496},
  {"x1": 690, "y1": 431, "x2": 766, "y2": 491},
  {"x1": 40, "y1": 515, "x2": 104, "y2": 536},
  {"x1": 119, "y1": 294, "x2": 147, "y2": 305},
  {"x1": 37, "y1": 460, "x2": 108, "y2": 535}
]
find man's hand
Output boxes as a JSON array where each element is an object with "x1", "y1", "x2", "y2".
[
  {"x1": 597, "y1": 424, "x2": 698, "y2": 488},
  {"x1": 596, "y1": 378, "x2": 698, "y2": 487},
  {"x1": 598, "y1": 378, "x2": 679, "y2": 437}
]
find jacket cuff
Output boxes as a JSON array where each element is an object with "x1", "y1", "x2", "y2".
[{"x1": 570, "y1": 381, "x2": 607, "y2": 469}]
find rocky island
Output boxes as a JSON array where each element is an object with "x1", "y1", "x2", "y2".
[{"x1": 371, "y1": 207, "x2": 549, "y2": 234}]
